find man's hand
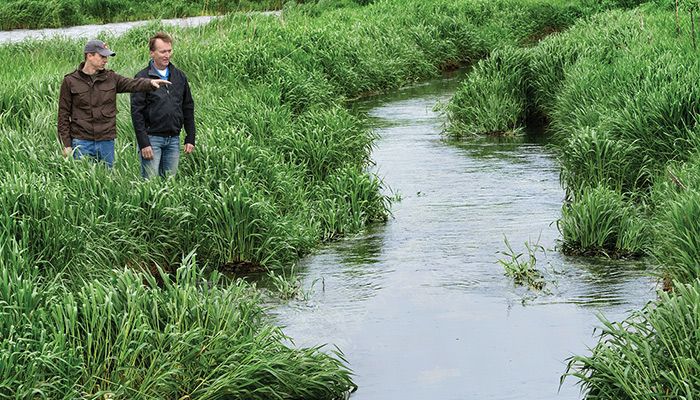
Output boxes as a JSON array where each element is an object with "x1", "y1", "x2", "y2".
[
  {"x1": 184, "y1": 143, "x2": 194, "y2": 154},
  {"x1": 150, "y1": 79, "x2": 171, "y2": 89},
  {"x1": 141, "y1": 146, "x2": 154, "y2": 160},
  {"x1": 63, "y1": 146, "x2": 72, "y2": 157}
]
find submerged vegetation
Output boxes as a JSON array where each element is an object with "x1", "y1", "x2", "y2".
[
  {"x1": 447, "y1": 1, "x2": 700, "y2": 397},
  {"x1": 497, "y1": 236, "x2": 547, "y2": 291}
]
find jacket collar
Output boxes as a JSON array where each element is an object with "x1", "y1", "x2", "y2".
[
  {"x1": 76, "y1": 62, "x2": 108, "y2": 82},
  {"x1": 147, "y1": 60, "x2": 176, "y2": 78}
]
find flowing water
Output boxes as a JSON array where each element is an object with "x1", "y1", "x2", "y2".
[{"x1": 270, "y1": 74, "x2": 657, "y2": 400}]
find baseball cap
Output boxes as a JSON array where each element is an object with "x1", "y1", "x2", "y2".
[{"x1": 84, "y1": 39, "x2": 116, "y2": 57}]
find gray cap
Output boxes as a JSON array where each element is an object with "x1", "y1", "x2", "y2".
[{"x1": 84, "y1": 39, "x2": 116, "y2": 57}]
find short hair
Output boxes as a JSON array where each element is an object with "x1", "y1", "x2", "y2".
[{"x1": 149, "y1": 32, "x2": 173, "y2": 51}]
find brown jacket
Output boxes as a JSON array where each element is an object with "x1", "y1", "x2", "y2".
[{"x1": 57, "y1": 63, "x2": 155, "y2": 147}]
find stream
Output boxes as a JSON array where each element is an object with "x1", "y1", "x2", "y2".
[{"x1": 270, "y1": 73, "x2": 657, "y2": 400}]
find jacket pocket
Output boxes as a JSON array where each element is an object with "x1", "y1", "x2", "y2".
[
  {"x1": 70, "y1": 82, "x2": 90, "y2": 109},
  {"x1": 100, "y1": 108, "x2": 117, "y2": 118},
  {"x1": 98, "y1": 82, "x2": 117, "y2": 117}
]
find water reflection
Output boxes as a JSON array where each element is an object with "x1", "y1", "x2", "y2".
[{"x1": 333, "y1": 228, "x2": 385, "y2": 267}]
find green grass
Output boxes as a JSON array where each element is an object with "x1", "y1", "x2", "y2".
[
  {"x1": 0, "y1": 253, "x2": 355, "y2": 399},
  {"x1": 651, "y1": 157, "x2": 700, "y2": 283},
  {"x1": 564, "y1": 279, "x2": 700, "y2": 399},
  {"x1": 559, "y1": 185, "x2": 648, "y2": 257},
  {"x1": 445, "y1": 47, "x2": 530, "y2": 137}
]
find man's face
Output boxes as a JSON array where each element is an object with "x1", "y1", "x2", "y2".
[
  {"x1": 86, "y1": 52, "x2": 108, "y2": 71},
  {"x1": 150, "y1": 39, "x2": 173, "y2": 70}
]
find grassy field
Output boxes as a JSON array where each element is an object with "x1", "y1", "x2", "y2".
[
  {"x1": 0, "y1": 0, "x2": 602, "y2": 397},
  {"x1": 446, "y1": 1, "x2": 700, "y2": 397}
]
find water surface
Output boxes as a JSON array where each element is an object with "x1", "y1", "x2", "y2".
[{"x1": 271, "y1": 74, "x2": 656, "y2": 400}]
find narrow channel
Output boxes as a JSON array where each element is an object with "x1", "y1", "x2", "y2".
[{"x1": 270, "y1": 73, "x2": 657, "y2": 399}]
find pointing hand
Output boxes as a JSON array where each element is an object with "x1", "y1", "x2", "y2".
[{"x1": 151, "y1": 79, "x2": 171, "y2": 89}]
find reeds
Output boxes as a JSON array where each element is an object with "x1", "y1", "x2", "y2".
[{"x1": 564, "y1": 279, "x2": 700, "y2": 398}]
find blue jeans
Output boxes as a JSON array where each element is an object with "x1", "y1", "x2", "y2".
[
  {"x1": 72, "y1": 138, "x2": 115, "y2": 168},
  {"x1": 140, "y1": 135, "x2": 180, "y2": 179}
]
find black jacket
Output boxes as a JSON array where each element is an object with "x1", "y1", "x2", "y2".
[{"x1": 131, "y1": 61, "x2": 195, "y2": 149}]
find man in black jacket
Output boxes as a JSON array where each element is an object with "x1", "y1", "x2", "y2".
[{"x1": 131, "y1": 32, "x2": 196, "y2": 179}]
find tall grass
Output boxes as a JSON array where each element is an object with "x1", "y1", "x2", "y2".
[
  {"x1": 564, "y1": 279, "x2": 700, "y2": 399},
  {"x1": 651, "y1": 157, "x2": 700, "y2": 283},
  {"x1": 556, "y1": 127, "x2": 646, "y2": 194},
  {"x1": 559, "y1": 184, "x2": 648, "y2": 257},
  {"x1": 445, "y1": 47, "x2": 530, "y2": 137},
  {"x1": 0, "y1": 254, "x2": 354, "y2": 399}
]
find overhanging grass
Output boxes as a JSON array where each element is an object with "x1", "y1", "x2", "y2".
[
  {"x1": 445, "y1": 46, "x2": 531, "y2": 137},
  {"x1": 564, "y1": 279, "x2": 700, "y2": 399},
  {"x1": 0, "y1": 252, "x2": 354, "y2": 399},
  {"x1": 559, "y1": 184, "x2": 648, "y2": 257}
]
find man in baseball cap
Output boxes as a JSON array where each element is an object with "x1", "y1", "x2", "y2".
[{"x1": 84, "y1": 39, "x2": 116, "y2": 57}]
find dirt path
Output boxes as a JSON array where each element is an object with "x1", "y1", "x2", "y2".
[{"x1": 0, "y1": 11, "x2": 280, "y2": 44}]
